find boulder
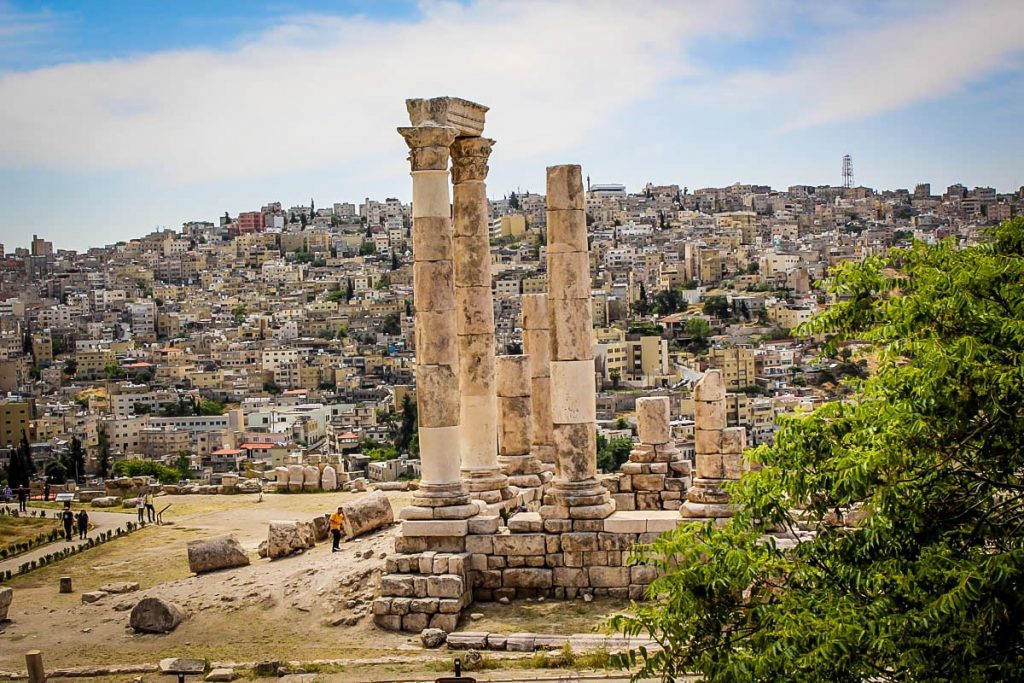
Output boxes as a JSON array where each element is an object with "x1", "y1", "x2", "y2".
[
  {"x1": 130, "y1": 597, "x2": 185, "y2": 633},
  {"x1": 310, "y1": 515, "x2": 329, "y2": 542},
  {"x1": 236, "y1": 478, "x2": 261, "y2": 493},
  {"x1": 340, "y1": 490, "x2": 395, "y2": 540},
  {"x1": 321, "y1": 465, "x2": 338, "y2": 491},
  {"x1": 91, "y1": 496, "x2": 121, "y2": 508},
  {"x1": 187, "y1": 535, "x2": 250, "y2": 574},
  {"x1": 206, "y1": 668, "x2": 235, "y2": 682},
  {"x1": 82, "y1": 591, "x2": 108, "y2": 604},
  {"x1": 421, "y1": 627, "x2": 447, "y2": 649},
  {"x1": 257, "y1": 540, "x2": 268, "y2": 558},
  {"x1": 267, "y1": 521, "x2": 312, "y2": 560},
  {"x1": 0, "y1": 587, "x2": 11, "y2": 621}
]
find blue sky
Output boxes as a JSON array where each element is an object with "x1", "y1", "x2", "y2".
[{"x1": 1, "y1": 0, "x2": 1022, "y2": 251}]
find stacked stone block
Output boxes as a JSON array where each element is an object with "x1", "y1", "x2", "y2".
[
  {"x1": 614, "y1": 397, "x2": 692, "y2": 511},
  {"x1": 541, "y1": 165, "x2": 614, "y2": 525},
  {"x1": 680, "y1": 370, "x2": 744, "y2": 520},
  {"x1": 521, "y1": 294, "x2": 555, "y2": 468},
  {"x1": 373, "y1": 551, "x2": 473, "y2": 632},
  {"x1": 496, "y1": 355, "x2": 545, "y2": 491}
]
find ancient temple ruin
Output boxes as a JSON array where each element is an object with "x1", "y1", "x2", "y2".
[{"x1": 373, "y1": 97, "x2": 743, "y2": 632}]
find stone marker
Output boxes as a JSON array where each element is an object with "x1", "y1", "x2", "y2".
[
  {"x1": 130, "y1": 596, "x2": 185, "y2": 633},
  {"x1": 59, "y1": 576, "x2": 73, "y2": 593},
  {"x1": 341, "y1": 490, "x2": 395, "y2": 539},
  {"x1": 421, "y1": 627, "x2": 447, "y2": 648},
  {"x1": 0, "y1": 586, "x2": 11, "y2": 621},
  {"x1": 187, "y1": 535, "x2": 250, "y2": 574}
]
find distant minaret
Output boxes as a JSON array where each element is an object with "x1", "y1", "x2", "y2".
[
  {"x1": 586, "y1": 175, "x2": 591, "y2": 192},
  {"x1": 842, "y1": 154, "x2": 854, "y2": 189}
]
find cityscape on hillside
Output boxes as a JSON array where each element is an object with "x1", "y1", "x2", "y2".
[{"x1": 1, "y1": 171, "x2": 1017, "y2": 479}]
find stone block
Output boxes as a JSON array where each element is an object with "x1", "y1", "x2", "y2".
[
  {"x1": 412, "y1": 216, "x2": 454, "y2": 261},
  {"x1": 636, "y1": 492, "x2": 662, "y2": 510},
  {"x1": 561, "y1": 532, "x2": 599, "y2": 552},
  {"x1": 412, "y1": 261, "x2": 455, "y2": 312},
  {"x1": 474, "y1": 570, "x2": 502, "y2": 588},
  {"x1": 417, "y1": 364, "x2": 460, "y2": 428},
  {"x1": 493, "y1": 533, "x2": 546, "y2": 556},
  {"x1": 598, "y1": 532, "x2": 632, "y2": 550},
  {"x1": 572, "y1": 519, "x2": 606, "y2": 532},
  {"x1": 429, "y1": 613, "x2": 459, "y2": 632},
  {"x1": 549, "y1": 361, "x2": 597, "y2": 424},
  {"x1": 391, "y1": 598, "x2": 412, "y2": 615},
  {"x1": 721, "y1": 427, "x2": 746, "y2": 454},
  {"x1": 543, "y1": 518, "x2": 573, "y2": 533},
  {"x1": 454, "y1": 234, "x2": 490, "y2": 287},
  {"x1": 380, "y1": 574, "x2": 416, "y2": 598},
  {"x1": 487, "y1": 633, "x2": 508, "y2": 650},
  {"x1": 438, "y1": 598, "x2": 464, "y2": 613},
  {"x1": 546, "y1": 208, "x2": 589, "y2": 253},
  {"x1": 630, "y1": 565, "x2": 659, "y2": 584},
  {"x1": 508, "y1": 511, "x2": 543, "y2": 533},
  {"x1": 373, "y1": 614, "x2": 402, "y2": 631},
  {"x1": 632, "y1": 474, "x2": 666, "y2": 491},
  {"x1": 497, "y1": 396, "x2": 533, "y2": 455},
  {"x1": 694, "y1": 401, "x2": 726, "y2": 431},
  {"x1": 503, "y1": 568, "x2": 553, "y2": 589},
  {"x1": 410, "y1": 168, "x2": 454, "y2": 216},
  {"x1": 506, "y1": 633, "x2": 537, "y2": 652},
  {"x1": 589, "y1": 566, "x2": 631, "y2": 588},
  {"x1": 402, "y1": 612, "x2": 430, "y2": 631},
  {"x1": 569, "y1": 501, "x2": 616, "y2": 520},
  {"x1": 553, "y1": 567, "x2": 589, "y2": 587},
  {"x1": 636, "y1": 397, "x2": 671, "y2": 445},
  {"x1": 399, "y1": 505, "x2": 435, "y2": 521},
  {"x1": 401, "y1": 520, "x2": 469, "y2": 537},
  {"x1": 547, "y1": 252, "x2": 592, "y2": 301},
  {"x1": 427, "y1": 575, "x2": 465, "y2": 599},
  {"x1": 456, "y1": 285, "x2": 494, "y2": 336},
  {"x1": 610, "y1": 493, "x2": 636, "y2": 512},
  {"x1": 448, "y1": 631, "x2": 489, "y2": 650},
  {"x1": 546, "y1": 165, "x2": 584, "y2": 211},
  {"x1": 465, "y1": 534, "x2": 494, "y2": 554},
  {"x1": 415, "y1": 311, "x2": 458, "y2": 366},
  {"x1": 550, "y1": 423, "x2": 597, "y2": 482},
  {"x1": 694, "y1": 428, "x2": 722, "y2": 455},
  {"x1": 458, "y1": 333, "x2": 496, "y2": 396},
  {"x1": 649, "y1": 462, "x2": 669, "y2": 475},
  {"x1": 410, "y1": 598, "x2": 440, "y2": 614}
]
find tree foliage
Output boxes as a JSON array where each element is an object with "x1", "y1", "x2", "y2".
[{"x1": 613, "y1": 219, "x2": 1024, "y2": 682}]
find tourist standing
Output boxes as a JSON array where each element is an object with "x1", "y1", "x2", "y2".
[
  {"x1": 76, "y1": 509, "x2": 89, "y2": 539},
  {"x1": 17, "y1": 485, "x2": 27, "y2": 512},
  {"x1": 61, "y1": 506, "x2": 74, "y2": 542},
  {"x1": 329, "y1": 507, "x2": 345, "y2": 552},
  {"x1": 144, "y1": 490, "x2": 155, "y2": 522},
  {"x1": 43, "y1": 480, "x2": 50, "y2": 502},
  {"x1": 136, "y1": 495, "x2": 145, "y2": 523},
  {"x1": 2, "y1": 484, "x2": 10, "y2": 503}
]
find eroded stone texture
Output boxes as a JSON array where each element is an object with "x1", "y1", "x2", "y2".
[
  {"x1": 186, "y1": 535, "x2": 250, "y2": 574},
  {"x1": 522, "y1": 294, "x2": 555, "y2": 465},
  {"x1": 341, "y1": 490, "x2": 396, "y2": 539},
  {"x1": 681, "y1": 370, "x2": 743, "y2": 520}
]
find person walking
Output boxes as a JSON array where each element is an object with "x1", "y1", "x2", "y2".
[
  {"x1": 61, "y1": 506, "x2": 74, "y2": 542},
  {"x1": 144, "y1": 490, "x2": 155, "y2": 522},
  {"x1": 136, "y1": 495, "x2": 145, "y2": 523},
  {"x1": 17, "y1": 484, "x2": 27, "y2": 512},
  {"x1": 43, "y1": 480, "x2": 50, "y2": 502},
  {"x1": 329, "y1": 506, "x2": 345, "y2": 552},
  {"x1": 76, "y1": 509, "x2": 89, "y2": 539},
  {"x1": 2, "y1": 484, "x2": 10, "y2": 503}
]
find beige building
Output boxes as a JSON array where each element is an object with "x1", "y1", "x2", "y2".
[
  {"x1": 0, "y1": 400, "x2": 31, "y2": 448},
  {"x1": 709, "y1": 346, "x2": 757, "y2": 389}
]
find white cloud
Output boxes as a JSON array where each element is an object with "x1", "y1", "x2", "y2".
[
  {"x1": 733, "y1": 0, "x2": 1024, "y2": 130},
  {"x1": 0, "y1": 0, "x2": 755, "y2": 184}
]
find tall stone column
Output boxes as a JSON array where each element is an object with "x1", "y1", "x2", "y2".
[
  {"x1": 521, "y1": 294, "x2": 555, "y2": 467},
  {"x1": 496, "y1": 354, "x2": 543, "y2": 488},
  {"x1": 397, "y1": 124, "x2": 471, "y2": 514},
  {"x1": 680, "y1": 369, "x2": 743, "y2": 520},
  {"x1": 451, "y1": 137, "x2": 509, "y2": 505},
  {"x1": 541, "y1": 164, "x2": 614, "y2": 522}
]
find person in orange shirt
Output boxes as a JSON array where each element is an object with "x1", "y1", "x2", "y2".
[{"x1": 329, "y1": 507, "x2": 345, "y2": 552}]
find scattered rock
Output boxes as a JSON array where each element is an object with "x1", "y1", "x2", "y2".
[
  {"x1": 421, "y1": 627, "x2": 447, "y2": 649},
  {"x1": 187, "y1": 535, "x2": 250, "y2": 574},
  {"x1": 361, "y1": 549, "x2": 374, "y2": 560},
  {"x1": 81, "y1": 591, "x2": 109, "y2": 604},
  {"x1": 310, "y1": 515, "x2": 329, "y2": 542},
  {"x1": 113, "y1": 601, "x2": 134, "y2": 612},
  {"x1": 257, "y1": 540, "x2": 268, "y2": 558},
  {"x1": 470, "y1": 612, "x2": 484, "y2": 621},
  {"x1": 130, "y1": 597, "x2": 186, "y2": 634},
  {"x1": 497, "y1": 596, "x2": 510, "y2": 605},
  {"x1": 464, "y1": 649, "x2": 483, "y2": 668},
  {"x1": 90, "y1": 496, "x2": 121, "y2": 508},
  {"x1": 340, "y1": 490, "x2": 394, "y2": 539},
  {"x1": 583, "y1": 593, "x2": 593, "y2": 603},
  {"x1": 206, "y1": 667, "x2": 235, "y2": 681},
  {"x1": 99, "y1": 582, "x2": 140, "y2": 594}
]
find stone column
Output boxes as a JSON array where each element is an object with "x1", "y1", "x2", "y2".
[
  {"x1": 451, "y1": 137, "x2": 509, "y2": 505},
  {"x1": 521, "y1": 294, "x2": 555, "y2": 468},
  {"x1": 680, "y1": 369, "x2": 743, "y2": 519},
  {"x1": 496, "y1": 354, "x2": 543, "y2": 488},
  {"x1": 621, "y1": 396, "x2": 691, "y2": 510},
  {"x1": 541, "y1": 164, "x2": 614, "y2": 522},
  {"x1": 397, "y1": 124, "x2": 472, "y2": 514}
]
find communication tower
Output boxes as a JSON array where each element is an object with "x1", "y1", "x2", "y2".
[{"x1": 842, "y1": 154, "x2": 854, "y2": 189}]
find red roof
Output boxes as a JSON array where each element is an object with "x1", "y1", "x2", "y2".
[
  {"x1": 211, "y1": 448, "x2": 243, "y2": 455},
  {"x1": 239, "y1": 442, "x2": 275, "y2": 449},
  {"x1": 282, "y1": 389, "x2": 307, "y2": 395},
  {"x1": 340, "y1": 432, "x2": 358, "y2": 439}
]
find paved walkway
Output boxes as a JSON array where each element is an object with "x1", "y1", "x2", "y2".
[{"x1": 0, "y1": 507, "x2": 136, "y2": 576}]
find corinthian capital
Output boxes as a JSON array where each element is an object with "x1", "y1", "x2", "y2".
[
  {"x1": 397, "y1": 125, "x2": 459, "y2": 171},
  {"x1": 450, "y1": 137, "x2": 495, "y2": 184}
]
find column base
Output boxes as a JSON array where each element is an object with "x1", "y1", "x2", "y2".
[
  {"x1": 540, "y1": 478, "x2": 614, "y2": 520},
  {"x1": 532, "y1": 444, "x2": 557, "y2": 465},
  {"x1": 498, "y1": 454, "x2": 544, "y2": 476},
  {"x1": 412, "y1": 481, "x2": 472, "y2": 509},
  {"x1": 460, "y1": 468, "x2": 512, "y2": 505}
]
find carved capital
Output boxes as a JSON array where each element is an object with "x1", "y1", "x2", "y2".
[
  {"x1": 451, "y1": 137, "x2": 495, "y2": 184},
  {"x1": 398, "y1": 125, "x2": 458, "y2": 171}
]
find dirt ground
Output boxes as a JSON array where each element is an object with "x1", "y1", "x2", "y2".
[{"x1": 0, "y1": 491, "x2": 628, "y2": 680}]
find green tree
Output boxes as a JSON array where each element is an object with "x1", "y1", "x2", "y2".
[
  {"x1": 97, "y1": 425, "x2": 111, "y2": 478},
  {"x1": 381, "y1": 312, "x2": 401, "y2": 335},
  {"x1": 44, "y1": 459, "x2": 67, "y2": 484},
  {"x1": 197, "y1": 399, "x2": 224, "y2": 416},
  {"x1": 8, "y1": 433, "x2": 35, "y2": 487},
  {"x1": 396, "y1": 394, "x2": 418, "y2": 453},
  {"x1": 63, "y1": 436, "x2": 85, "y2": 482},
  {"x1": 684, "y1": 317, "x2": 712, "y2": 342},
  {"x1": 597, "y1": 436, "x2": 633, "y2": 473},
  {"x1": 613, "y1": 218, "x2": 1024, "y2": 682},
  {"x1": 231, "y1": 304, "x2": 247, "y2": 325},
  {"x1": 702, "y1": 294, "x2": 730, "y2": 319},
  {"x1": 391, "y1": 251, "x2": 400, "y2": 270}
]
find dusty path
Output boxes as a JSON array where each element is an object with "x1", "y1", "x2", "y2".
[{"x1": 0, "y1": 507, "x2": 130, "y2": 576}]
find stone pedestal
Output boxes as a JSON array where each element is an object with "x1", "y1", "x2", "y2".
[
  {"x1": 521, "y1": 294, "x2": 555, "y2": 467},
  {"x1": 398, "y1": 123, "x2": 472, "y2": 515},
  {"x1": 680, "y1": 370, "x2": 742, "y2": 520},
  {"x1": 540, "y1": 165, "x2": 613, "y2": 522},
  {"x1": 496, "y1": 355, "x2": 544, "y2": 489},
  {"x1": 452, "y1": 136, "x2": 509, "y2": 505}
]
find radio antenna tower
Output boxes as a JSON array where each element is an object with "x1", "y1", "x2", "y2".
[{"x1": 841, "y1": 154, "x2": 854, "y2": 189}]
